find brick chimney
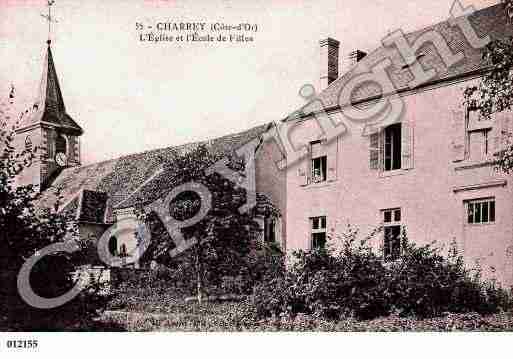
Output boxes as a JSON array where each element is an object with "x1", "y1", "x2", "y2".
[
  {"x1": 319, "y1": 38, "x2": 340, "y2": 90},
  {"x1": 349, "y1": 50, "x2": 367, "y2": 65}
]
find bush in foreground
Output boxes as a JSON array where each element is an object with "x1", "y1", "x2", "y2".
[{"x1": 251, "y1": 228, "x2": 512, "y2": 320}]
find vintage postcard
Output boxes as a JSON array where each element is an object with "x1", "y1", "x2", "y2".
[{"x1": 1, "y1": 0, "x2": 513, "y2": 356}]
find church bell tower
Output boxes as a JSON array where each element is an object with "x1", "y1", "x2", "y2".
[{"x1": 15, "y1": 39, "x2": 83, "y2": 191}]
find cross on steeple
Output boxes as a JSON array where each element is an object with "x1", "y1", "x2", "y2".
[{"x1": 41, "y1": 0, "x2": 57, "y2": 44}]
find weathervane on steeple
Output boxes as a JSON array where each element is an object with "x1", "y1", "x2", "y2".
[{"x1": 41, "y1": 0, "x2": 57, "y2": 44}]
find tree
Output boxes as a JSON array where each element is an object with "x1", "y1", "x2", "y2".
[
  {"x1": 0, "y1": 91, "x2": 108, "y2": 330},
  {"x1": 140, "y1": 144, "x2": 262, "y2": 303},
  {"x1": 463, "y1": 0, "x2": 513, "y2": 173}
]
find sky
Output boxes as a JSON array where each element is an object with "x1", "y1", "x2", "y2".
[{"x1": 0, "y1": 0, "x2": 499, "y2": 164}]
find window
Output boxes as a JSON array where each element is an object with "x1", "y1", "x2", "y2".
[
  {"x1": 264, "y1": 217, "x2": 276, "y2": 243},
  {"x1": 310, "y1": 216, "x2": 327, "y2": 249},
  {"x1": 311, "y1": 141, "x2": 327, "y2": 183},
  {"x1": 467, "y1": 109, "x2": 493, "y2": 161},
  {"x1": 382, "y1": 208, "x2": 402, "y2": 261},
  {"x1": 468, "y1": 129, "x2": 490, "y2": 161},
  {"x1": 384, "y1": 123, "x2": 402, "y2": 171},
  {"x1": 108, "y1": 236, "x2": 118, "y2": 256},
  {"x1": 370, "y1": 122, "x2": 413, "y2": 171},
  {"x1": 311, "y1": 156, "x2": 327, "y2": 183},
  {"x1": 466, "y1": 198, "x2": 495, "y2": 224}
]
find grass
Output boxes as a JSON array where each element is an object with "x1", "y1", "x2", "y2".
[
  {"x1": 4, "y1": 286, "x2": 513, "y2": 331},
  {"x1": 99, "y1": 306, "x2": 513, "y2": 332},
  {"x1": 99, "y1": 288, "x2": 513, "y2": 331}
]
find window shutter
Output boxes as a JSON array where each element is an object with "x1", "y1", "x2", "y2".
[
  {"x1": 369, "y1": 132, "x2": 380, "y2": 169},
  {"x1": 327, "y1": 138, "x2": 338, "y2": 181},
  {"x1": 491, "y1": 112, "x2": 502, "y2": 155},
  {"x1": 451, "y1": 109, "x2": 466, "y2": 162},
  {"x1": 503, "y1": 115, "x2": 511, "y2": 150},
  {"x1": 491, "y1": 112, "x2": 511, "y2": 155},
  {"x1": 378, "y1": 130, "x2": 384, "y2": 170},
  {"x1": 298, "y1": 146, "x2": 310, "y2": 186},
  {"x1": 401, "y1": 121, "x2": 414, "y2": 169}
]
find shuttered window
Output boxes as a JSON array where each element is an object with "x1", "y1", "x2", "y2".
[{"x1": 369, "y1": 122, "x2": 413, "y2": 171}]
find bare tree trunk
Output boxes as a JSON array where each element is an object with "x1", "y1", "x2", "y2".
[
  {"x1": 196, "y1": 268, "x2": 204, "y2": 304},
  {"x1": 195, "y1": 247, "x2": 204, "y2": 304}
]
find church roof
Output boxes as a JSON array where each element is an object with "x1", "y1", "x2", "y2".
[
  {"x1": 17, "y1": 41, "x2": 83, "y2": 134},
  {"x1": 38, "y1": 123, "x2": 270, "y2": 223},
  {"x1": 36, "y1": 3, "x2": 511, "y2": 222},
  {"x1": 312, "y1": 3, "x2": 513, "y2": 110}
]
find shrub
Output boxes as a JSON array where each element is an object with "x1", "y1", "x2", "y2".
[
  {"x1": 387, "y1": 233, "x2": 512, "y2": 317},
  {"x1": 252, "y1": 227, "x2": 390, "y2": 319},
  {"x1": 251, "y1": 227, "x2": 512, "y2": 320}
]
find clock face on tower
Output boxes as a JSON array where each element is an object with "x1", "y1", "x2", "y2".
[{"x1": 55, "y1": 152, "x2": 67, "y2": 167}]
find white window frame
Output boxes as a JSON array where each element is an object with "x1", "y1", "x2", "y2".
[
  {"x1": 311, "y1": 156, "x2": 327, "y2": 183},
  {"x1": 467, "y1": 128, "x2": 491, "y2": 161},
  {"x1": 310, "y1": 141, "x2": 327, "y2": 183},
  {"x1": 382, "y1": 208, "x2": 402, "y2": 261},
  {"x1": 310, "y1": 216, "x2": 327, "y2": 250},
  {"x1": 465, "y1": 107, "x2": 494, "y2": 161},
  {"x1": 466, "y1": 198, "x2": 495, "y2": 225}
]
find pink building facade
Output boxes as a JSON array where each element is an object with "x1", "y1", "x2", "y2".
[
  {"x1": 281, "y1": 79, "x2": 513, "y2": 285},
  {"x1": 273, "y1": 4, "x2": 513, "y2": 285}
]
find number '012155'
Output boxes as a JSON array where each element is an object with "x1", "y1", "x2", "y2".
[{"x1": 6, "y1": 340, "x2": 38, "y2": 349}]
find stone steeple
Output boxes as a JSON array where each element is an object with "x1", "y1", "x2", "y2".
[
  {"x1": 15, "y1": 40, "x2": 83, "y2": 190},
  {"x1": 17, "y1": 40, "x2": 83, "y2": 134}
]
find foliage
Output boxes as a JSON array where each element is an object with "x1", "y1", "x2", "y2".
[
  {"x1": 109, "y1": 239, "x2": 284, "y2": 312},
  {"x1": 99, "y1": 300, "x2": 513, "y2": 332},
  {"x1": 463, "y1": 2, "x2": 513, "y2": 172},
  {"x1": 252, "y1": 227, "x2": 389, "y2": 320},
  {"x1": 251, "y1": 227, "x2": 512, "y2": 321},
  {"x1": 387, "y1": 232, "x2": 511, "y2": 317},
  {"x1": 0, "y1": 94, "x2": 110, "y2": 330},
  {"x1": 139, "y1": 144, "x2": 270, "y2": 302}
]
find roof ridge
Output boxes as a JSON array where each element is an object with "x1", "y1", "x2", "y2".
[
  {"x1": 320, "y1": 3, "x2": 503, "y2": 97},
  {"x1": 75, "y1": 121, "x2": 271, "y2": 169},
  {"x1": 312, "y1": 2, "x2": 509, "y2": 110}
]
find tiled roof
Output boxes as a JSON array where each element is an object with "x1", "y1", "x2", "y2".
[
  {"x1": 316, "y1": 3, "x2": 513, "y2": 109},
  {"x1": 36, "y1": 123, "x2": 270, "y2": 221},
  {"x1": 78, "y1": 190, "x2": 109, "y2": 223},
  {"x1": 17, "y1": 42, "x2": 83, "y2": 134}
]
